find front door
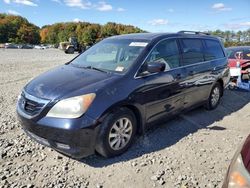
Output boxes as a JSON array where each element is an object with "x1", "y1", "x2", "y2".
[{"x1": 136, "y1": 39, "x2": 186, "y2": 124}]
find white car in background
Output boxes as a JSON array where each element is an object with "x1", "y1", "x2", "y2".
[
  {"x1": 34, "y1": 45, "x2": 46, "y2": 50},
  {"x1": 34, "y1": 45, "x2": 50, "y2": 50}
]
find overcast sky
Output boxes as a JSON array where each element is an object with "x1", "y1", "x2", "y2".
[{"x1": 1, "y1": 0, "x2": 250, "y2": 32}]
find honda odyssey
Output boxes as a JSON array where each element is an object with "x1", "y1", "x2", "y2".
[{"x1": 17, "y1": 31, "x2": 230, "y2": 158}]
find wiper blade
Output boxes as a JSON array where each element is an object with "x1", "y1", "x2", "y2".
[{"x1": 85, "y1": 66, "x2": 108, "y2": 73}]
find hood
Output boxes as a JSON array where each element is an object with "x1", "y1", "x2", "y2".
[{"x1": 25, "y1": 64, "x2": 115, "y2": 100}]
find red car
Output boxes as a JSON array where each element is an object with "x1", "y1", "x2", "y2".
[
  {"x1": 223, "y1": 135, "x2": 250, "y2": 187},
  {"x1": 227, "y1": 46, "x2": 250, "y2": 80}
]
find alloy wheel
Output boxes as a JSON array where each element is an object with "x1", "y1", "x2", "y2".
[
  {"x1": 108, "y1": 117, "x2": 133, "y2": 151},
  {"x1": 211, "y1": 86, "x2": 220, "y2": 107}
]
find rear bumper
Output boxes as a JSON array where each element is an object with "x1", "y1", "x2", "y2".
[{"x1": 17, "y1": 111, "x2": 100, "y2": 159}]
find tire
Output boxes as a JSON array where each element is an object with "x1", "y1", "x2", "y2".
[
  {"x1": 66, "y1": 47, "x2": 74, "y2": 54},
  {"x1": 95, "y1": 107, "x2": 137, "y2": 158},
  {"x1": 205, "y1": 82, "x2": 222, "y2": 110}
]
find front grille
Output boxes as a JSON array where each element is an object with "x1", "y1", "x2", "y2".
[
  {"x1": 18, "y1": 91, "x2": 50, "y2": 117},
  {"x1": 24, "y1": 98, "x2": 44, "y2": 114}
]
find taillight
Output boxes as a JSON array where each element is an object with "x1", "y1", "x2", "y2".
[{"x1": 241, "y1": 135, "x2": 250, "y2": 172}]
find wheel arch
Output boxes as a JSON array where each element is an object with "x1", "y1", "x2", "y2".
[
  {"x1": 217, "y1": 78, "x2": 224, "y2": 96},
  {"x1": 98, "y1": 102, "x2": 145, "y2": 135}
]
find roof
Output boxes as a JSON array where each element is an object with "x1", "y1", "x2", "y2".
[
  {"x1": 108, "y1": 33, "x2": 172, "y2": 40},
  {"x1": 108, "y1": 32, "x2": 218, "y2": 41}
]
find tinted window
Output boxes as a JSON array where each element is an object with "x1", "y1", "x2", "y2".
[
  {"x1": 180, "y1": 39, "x2": 204, "y2": 65},
  {"x1": 226, "y1": 48, "x2": 250, "y2": 60},
  {"x1": 204, "y1": 39, "x2": 224, "y2": 60},
  {"x1": 145, "y1": 39, "x2": 180, "y2": 71},
  {"x1": 226, "y1": 49, "x2": 236, "y2": 58},
  {"x1": 243, "y1": 49, "x2": 250, "y2": 60}
]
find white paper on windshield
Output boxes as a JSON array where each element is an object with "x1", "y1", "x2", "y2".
[
  {"x1": 129, "y1": 42, "x2": 148, "y2": 47},
  {"x1": 115, "y1": 66, "x2": 125, "y2": 72}
]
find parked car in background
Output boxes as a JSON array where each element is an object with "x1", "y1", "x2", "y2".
[
  {"x1": 227, "y1": 46, "x2": 250, "y2": 81},
  {"x1": 34, "y1": 45, "x2": 49, "y2": 50},
  {"x1": 5, "y1": 43, "x2": 18, "y2": 49},
  {"x1": 223, "y1": 135, "x2": 250, "y2": 188},
  {"x1": 17, "y1": 31, "x2": 230, "y2": 158},
  {"x1": 20, "y1": 44, "x2": 33, "y2": 49},
  {"x1": 34, "y1": 45, "x2": 44, "y2": 50}
]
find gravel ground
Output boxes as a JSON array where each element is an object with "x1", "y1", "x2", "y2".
[{"x1": 0, "y1": 49, "x2": 250, "y2": 188}]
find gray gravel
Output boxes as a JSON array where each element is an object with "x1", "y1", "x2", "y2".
[{"x1": 0, "y1": 48, "x2": 250, "y2": 188}]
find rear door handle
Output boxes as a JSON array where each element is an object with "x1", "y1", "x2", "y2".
[{"x1": 175, "y1": 73, "x2": 182, "y2": 80}]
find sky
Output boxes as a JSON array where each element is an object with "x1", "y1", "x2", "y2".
[{"x1": 0, "y1": 0, "x2": 250, "y2": 32}]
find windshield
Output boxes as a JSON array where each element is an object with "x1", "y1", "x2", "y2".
[
  {"x1": 227, "y1": 48, "x2": 250, "y2": 60},
  {"x1": 71, "y1": 39, "x2": 149, "y2": 73}
]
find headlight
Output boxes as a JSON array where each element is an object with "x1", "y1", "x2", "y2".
[{"x1": 46, "y1": 93, "x2": 96, "y2": 118}]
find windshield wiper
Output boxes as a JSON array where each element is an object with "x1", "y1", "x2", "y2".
[{"x1": 84, "y1": 66, "x2": 108, "y2": 73}]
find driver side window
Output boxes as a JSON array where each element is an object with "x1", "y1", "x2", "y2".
[{"x1": 144, "y1": 39, "x2": 180, "y2": 72}]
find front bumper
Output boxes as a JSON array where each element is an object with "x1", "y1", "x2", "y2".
[{"x1": 17, "y1": 110, "x2": 100, "y2": 159}]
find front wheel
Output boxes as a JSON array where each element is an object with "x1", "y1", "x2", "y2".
[
  {"x1": 95, "y1": 108, "x2": 137, "y2": 158},
  {"x1": 205, "y1": 82, "x2": 222, "y2": 110}
]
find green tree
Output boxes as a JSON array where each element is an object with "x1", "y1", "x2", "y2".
[
  {"x1": 101, "y1": 22, "x2": 118, "y2": 37},
  {"x1": 0, "y1": 13, "x2": 40, "y2": 44}
]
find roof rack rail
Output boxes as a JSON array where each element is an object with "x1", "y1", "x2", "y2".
[{"x1": 178, "y1": 30, "x2": 210, "y2": 35}]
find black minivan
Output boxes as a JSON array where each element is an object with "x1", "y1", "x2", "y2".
[{"x1": 17, "y1": 31, "x2": 230, "y2": 158}]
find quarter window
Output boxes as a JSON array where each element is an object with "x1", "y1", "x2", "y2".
[
  {"x1": 180, "y1": 38, "x2": 204, "y2": 65},
  {"x1": 203, "y1": 39, "x2": 225, "y2": 61}
]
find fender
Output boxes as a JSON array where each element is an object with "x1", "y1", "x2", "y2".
[{"x1": 97, "y1": 100, "x2": 146, "y2": 134}]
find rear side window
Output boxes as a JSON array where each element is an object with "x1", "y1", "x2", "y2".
[
  {"x1": 180, "y1": 39, "x2": 204, "y2": 65},
  {"x1": 203, "y1": 39, "x2": 225, "y2": 61}
]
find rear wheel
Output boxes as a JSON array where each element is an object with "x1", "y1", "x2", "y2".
[
  {"x1": 205, "y1": 82, "x2": 222, "y2": 110},
  {"x1": 95, "y1": 108, "x2": 137, "y2": 158}
]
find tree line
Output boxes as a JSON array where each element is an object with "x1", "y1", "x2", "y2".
[
  {"x1": 0, "y1": 13, "x2": 40, "y2": 44},
  {"x1": 40, "y1": 21, "x2": 144, "y2": 46},
  {"x1": 0, "y1": 13, "x2": 250, "y2": 47},
  {"x1": 209, "y1": 29, "x2": 250, "y2": 47},
  {"x1": 0, "y1": 13, "x2": 144, "y2": 46}
]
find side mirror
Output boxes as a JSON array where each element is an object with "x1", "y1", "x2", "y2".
[{"x1": 147, "y1": 61, "x2": 165, "y2": 73}]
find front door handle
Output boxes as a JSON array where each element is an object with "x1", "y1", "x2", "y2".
[{"x1": 189, "y1": 70, "x2": 195, "y2": 76}]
